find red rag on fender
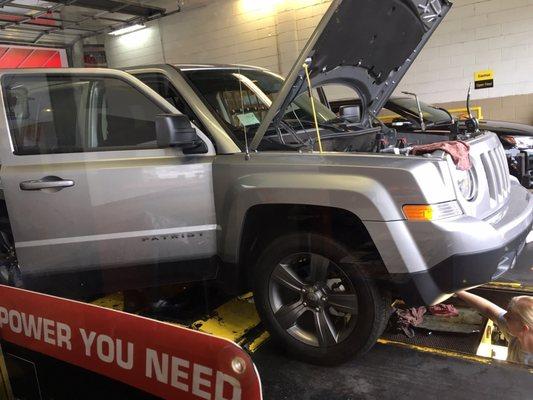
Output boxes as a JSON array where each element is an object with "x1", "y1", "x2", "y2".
[{"x1": 411, "y1": 140, "x2": 471, "y2": 171}]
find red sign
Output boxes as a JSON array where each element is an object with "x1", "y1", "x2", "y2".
[
  {"x1": 0, "y1": 46, "x2": 66, "y2": 68},
  {"x1": 0, "y1": 285, "x2": 262, "y2": 400}
]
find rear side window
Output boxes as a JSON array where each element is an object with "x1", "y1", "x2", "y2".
[{"x1": 2, "y1": 74, "x2": 165, "y2": 155}]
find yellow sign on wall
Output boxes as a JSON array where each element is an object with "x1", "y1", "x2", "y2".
[{"x1": 474, "y1": 70, "x2": 494, "y2": 89}]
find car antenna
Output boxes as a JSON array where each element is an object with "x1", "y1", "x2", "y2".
[
  {"x1": 237, "y1": 67, "x2": 251, "y2": 160},
  {"x1": 463, "y1": 83, "x2": 480, "y2": 135},
  {"x1": 466, "y1": 83, "x2": 473, "y2": 119}
]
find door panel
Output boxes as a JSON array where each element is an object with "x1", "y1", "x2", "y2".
[
  {"x1": 2, "y1": 156, "x2": 216, "y2": 275},
  {"x1": 0, "y1": 70, "x2": 217, "y2": 277}
]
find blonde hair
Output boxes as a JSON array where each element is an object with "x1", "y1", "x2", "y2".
[{"x1": 508, "y1": 296, "x2": 533, "y2": 328}]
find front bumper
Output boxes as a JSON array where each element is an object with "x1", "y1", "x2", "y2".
[
  {"x1": 366, "y1": 180, "x2": 533, "y2": 306},
  {"x1": 390, "y1": 222, "x2": 530, "y2": 306}
]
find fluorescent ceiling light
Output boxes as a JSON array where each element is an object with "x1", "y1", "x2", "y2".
[{"x1": 108, "y1": 24, "x2": 146, "y2": 36}]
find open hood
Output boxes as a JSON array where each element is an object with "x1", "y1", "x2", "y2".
[{"x1": 251, "y1": 0, "x2": 452, "y2": 150}]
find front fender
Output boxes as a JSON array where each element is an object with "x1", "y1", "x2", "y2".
[
  {"x1": 213, "y1": 152, "x2": 455, "y2": 264},
  {"x1": 218, "y1": 173, "x2": 396, "y2": 262}
]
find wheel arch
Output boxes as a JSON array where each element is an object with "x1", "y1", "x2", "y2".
[{"x1": 236, "y1": 203, "x2": 387, "y2": 290}]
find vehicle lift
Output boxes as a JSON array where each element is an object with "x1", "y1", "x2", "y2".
[{"x1": 90, "y1": 281, "x2": 533, "y2": 367}]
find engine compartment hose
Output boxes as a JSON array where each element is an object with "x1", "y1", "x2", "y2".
[{"x1": 303, "y1": 61, "x2": 323, "y2": 153}]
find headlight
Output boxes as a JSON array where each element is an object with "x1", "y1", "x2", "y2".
[{"x1": 454, "y1": 168, "x2": 476, "y2": 201}]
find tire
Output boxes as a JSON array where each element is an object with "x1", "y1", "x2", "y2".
[{"x1": 253, "y1": 232, "x2": 390, "y2": 365}]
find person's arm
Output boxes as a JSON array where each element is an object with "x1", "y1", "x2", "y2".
[{"x1": 455, "y1": 291, "x2": 506, "y2": 321}]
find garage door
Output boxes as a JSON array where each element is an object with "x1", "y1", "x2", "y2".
[{"x1": 0, "y1": 45, "x2": 67, "y2": 68}]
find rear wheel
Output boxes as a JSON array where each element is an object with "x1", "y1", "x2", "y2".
[{"x1": 253, "y1": 232, "x2": 390, "y2": 365}]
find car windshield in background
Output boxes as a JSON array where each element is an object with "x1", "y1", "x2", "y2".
[
  {"x1": 182, "y1": 67, "x2": 336, "y2": 138},
  {"x1": 387, "y1": 97, "x2": 452, "y2": 125}
]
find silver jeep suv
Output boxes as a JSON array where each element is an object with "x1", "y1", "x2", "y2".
[{"x1": 0, "y1": 0, "x2": 531, "y2": 364}]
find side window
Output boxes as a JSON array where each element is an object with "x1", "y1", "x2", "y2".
[
  {"x1": 2, "y1": 74, "x2": 165, "y2": 155},
  {"x1": 94, "y1": 78, "x2": 163, "y2": 149},
  {"x1": 134, "y1": 73, "x2": 201, "y2": 127}
]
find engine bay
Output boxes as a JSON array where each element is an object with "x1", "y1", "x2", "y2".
[{"x1": 260, "y1": 120, "x2": 478, "y2": 155}]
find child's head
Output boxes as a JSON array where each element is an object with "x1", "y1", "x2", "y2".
[{"x1": 504, "y1": 296, "x2": 533, "y2": 337}]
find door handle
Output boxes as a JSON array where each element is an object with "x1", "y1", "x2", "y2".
[{"x1": 20, "y1": 176, "x2": 75, "y2": 191}]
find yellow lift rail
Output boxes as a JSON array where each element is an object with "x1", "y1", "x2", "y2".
[
  {"x1": 482, "y1": 281, "x2": 533, "y2": 293},
  {"x1": 90, "y1": 282, "x2": 533, "y2": 373},
  {"x1": 191, "y1": 293, "x2": 269, "y2": 352},
  {"x1": 91, "y1": 291, "x2": 270, "y2": 354}
]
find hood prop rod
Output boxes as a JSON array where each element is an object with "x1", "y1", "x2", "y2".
[{"x1": 303, "y1": 58, "x2": 324, "y2": 154}]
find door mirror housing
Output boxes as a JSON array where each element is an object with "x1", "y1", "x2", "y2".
[
  {"x1": 339, "y1": 105, "x2": 361, "y2": 123},
  {"x1": 155, "y1": 114, "x2": 207, "y2": 153}
]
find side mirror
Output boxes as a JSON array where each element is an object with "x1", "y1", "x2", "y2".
[
  {"x1": 155, "y1": 114, "x2": 207, "y2": 154},
  {"x1": 339, "y1": 105, "x2": 361, "y2": 123}
]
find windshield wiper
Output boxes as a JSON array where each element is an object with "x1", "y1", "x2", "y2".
[
  {"x1": 323, "y1": 116, "x2": 350, "y2": 125},
  {"x1": 433, "y1": 119, "x2": 453, "y2": 125},
  {"x1": 284, "y1": 118, "x2": 344, "y2": 132}
]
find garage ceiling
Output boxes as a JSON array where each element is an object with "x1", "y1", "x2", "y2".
[{"x1": 0, "y1": 0, "x2": 179, "y2": 47}]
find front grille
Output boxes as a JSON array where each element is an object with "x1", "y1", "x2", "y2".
[{"x1": 479, "y1": 145, "x2": 510, "y2": 204}]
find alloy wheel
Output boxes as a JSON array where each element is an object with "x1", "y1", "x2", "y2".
[{"x1": 268, "y1": 252, "x2": 359, "y2": 347}]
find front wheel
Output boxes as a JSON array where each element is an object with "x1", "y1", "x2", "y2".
[{"x1": 253, "y1": 233, "x2": 390, "y2": 365}]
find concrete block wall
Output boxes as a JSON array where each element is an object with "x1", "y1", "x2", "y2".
[
  {"x1": 103, "y1": 0, "x2": 533, "y2": 124},
  {"x1": 104, "y1": 23, "x2": 164, "y2": 67},
  {"x1": 437, "y1": 93, "x2": 533, "y2": 124},
  {"x1": 158, "y1": 0, "x2": 280, "y2": 72},
  {"x1": 104, "y1": 0, "x2": 331, "y2": 73},
  {"x1": 397, "y1": 0, "x2": 533, "y2": 108}
]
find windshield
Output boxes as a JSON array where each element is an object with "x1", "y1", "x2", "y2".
[
  {"x1": 182, "y1": 68, "x2": 337, "y2": 139},
  {"x1": 386, "y1": 97, "x2": 452, "y2": 125}
]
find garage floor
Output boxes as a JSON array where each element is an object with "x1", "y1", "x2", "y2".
[
  {"x1": 254, "y1": 340, "x2": 533, "y2": 400},
  {"x1": 253, "y1": 282, "x2": 533, "y2": 399}
]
